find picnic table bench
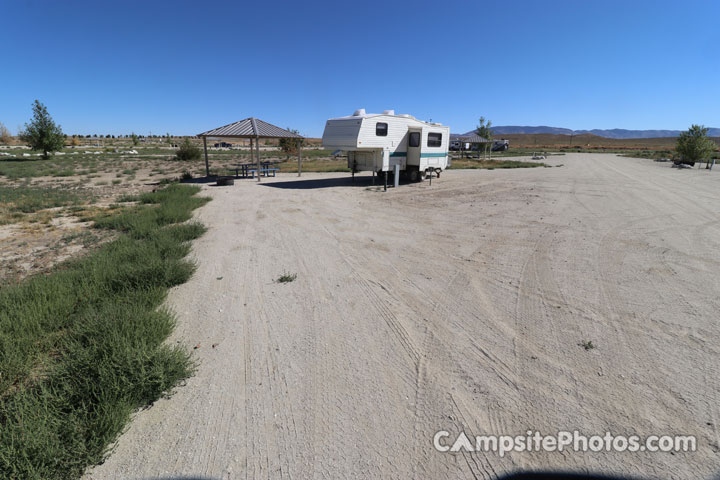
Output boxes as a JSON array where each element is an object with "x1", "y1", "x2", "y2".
[
  {"x1": 231, "y1": 162, "x2": 278, "y2": 178},
  {"x1": 248, "y1": 167, "x2": 278, "y2": 178}
]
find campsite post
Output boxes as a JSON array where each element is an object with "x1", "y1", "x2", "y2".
[
  {"x1": 297, "y1": 139, "x2": 302, "y2": 177},
  {"x1": 203, "y1": 137, "x2": 209, "y2": 177}
]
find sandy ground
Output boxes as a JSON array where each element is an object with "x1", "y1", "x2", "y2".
[{"x1": 87, "y1": 154, "x2": 720, "y2": 479}]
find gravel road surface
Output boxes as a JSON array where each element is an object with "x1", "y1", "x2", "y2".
[{"x1": 87, "y1": 154, "x2": 720, "y2": 479}]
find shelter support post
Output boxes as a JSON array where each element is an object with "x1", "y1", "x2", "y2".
[
  {"x1": 393, "y1": 164, "x2": 399, "y2": 188},
  {"x1": 203, "y1": 137, "x2": 209, "y2": 177},
  {"x1": 256, "y1": 135, "x2": 261, "y2": 182},
  {"x1": 249, "y1": 138, "x2": 254, "y2": 176},
  {"x1": 297, "y1": 139, "x2": 302, "y2": 177}
]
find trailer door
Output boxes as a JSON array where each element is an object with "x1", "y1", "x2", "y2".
[{"x1": 407, "y1": 128, "x2": 421, "y2": 166}]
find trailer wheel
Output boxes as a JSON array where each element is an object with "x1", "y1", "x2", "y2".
[{"x1": 408, "y1": 169, "x2": 419, "y2": 182}]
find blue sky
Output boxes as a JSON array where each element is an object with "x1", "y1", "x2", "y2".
[{"x1": 2, "y1": 0, "x2": 718, "y2": 137}]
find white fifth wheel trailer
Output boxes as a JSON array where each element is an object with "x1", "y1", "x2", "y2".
[{"x1": 322, "y1": 109, "x2": 450, "y2": 182}]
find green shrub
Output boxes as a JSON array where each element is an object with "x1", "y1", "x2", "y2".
[
  {"x1": 276, "y1": 272, "x2": 298, "y2": 283},
  {"x1": 18, "y1": 100, "x2": 65, "y2": 159},
  {"x1": 174, "y1": 138, "x2": 201, "y2": 161}
]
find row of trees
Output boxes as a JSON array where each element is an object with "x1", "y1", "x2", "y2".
[
  {"x1": 1, "y1": 102, "x2": 192, "y2": 154},
  {"x1": 66, "y1": 133, "x2": 176, "y2": 139},
  {"x1": 0, "y1": 127, "x2": 176, "y2": 143},
  {"x1": 66, "y1": 134, "x2": 163, "y2": 139},
  {"x1": 0, "y1": 101, "x2": 137, "y2": 156}
]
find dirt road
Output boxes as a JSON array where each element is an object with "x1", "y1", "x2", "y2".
[{"x1": 87, "y1": 154, "x2": 720, "y2": 479}]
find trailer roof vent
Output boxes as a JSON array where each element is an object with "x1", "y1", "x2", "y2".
[
  {"x1": 353, "y1": 109, "x2": 366, "y2": 116},
  {"x1": 382, "y1": 109, "x2": 395, "y2": 115}
]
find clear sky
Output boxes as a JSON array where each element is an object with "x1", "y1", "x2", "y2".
[{"x1": 2, "y1": 0, "x2": 718, "y2": 137}]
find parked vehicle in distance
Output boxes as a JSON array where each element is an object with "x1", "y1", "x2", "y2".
[
  {"x1": 449, "y1": 138, "x2": 468, "y2": 151},
  {"x1": 673, "y1": 157, "x2": 695, "y2": 167},
  {"x1": 449, "y1": 137, "x2": 509, "y2": 152},
  {"x1": 322, "y1": 109, "x2": 450, "y2": 182},
  {"x1": 492, "y1": 139, "x2": 509, "y2": 151}
]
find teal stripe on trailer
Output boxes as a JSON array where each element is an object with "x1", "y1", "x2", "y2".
[{"x1": 388, "y1": 152, "x2": 447, "y2": 158}]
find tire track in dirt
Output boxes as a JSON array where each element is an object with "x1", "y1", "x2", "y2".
[
  {"x1": 244, "y1": 235, "x2": 286, "y2": 478},
  {"x1": 636, "y1": 216, "x2": 720, "y2": 454},
  {"x1": 270, "y1": 214, "x2": 345, "y2": 476},
  {"x1": 303, "y1": 200, "x2": 499, "y2": 478},
  {"x1": 573, "y1": 158, "x2": 689, "y2": 429},
  {"x1": 364, "y1": 250, "x2": 522, "y2": 476},
  {"x1": 511, "y1": 222, "x2": 596, "y2": 473},
  {"x1": 284, "y1": 203, "x2": 431, "y2": 475},
  {"x1": 315, "y1": 220, "x2": 422, "y2": 374},
  {"x1": 593, "y1": 215, "x2": 665, "y2": 426},
  {"x1": 449, "y1": 392, "x2": 502, "y2": 480}
]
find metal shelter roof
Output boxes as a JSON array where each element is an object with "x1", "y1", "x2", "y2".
[
  {"x1": 455, "y1": 134, "x2": 492, "y2": 143},
  {"x1": 198, "y1": 117, "x2": 304, "y2": 139}
]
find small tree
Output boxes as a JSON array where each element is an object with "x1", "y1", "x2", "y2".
[
  {"x1": 476, "y1": 117, "x2": 493, "y2": 160},
  {"x1": 676, "y1": 125, "x2": 717, "y2": 168},
  {"x1": 175, "y1": 137, "x2": 201, "y2": 161},
  {"x1": 131, "y1": 132, "x2": 139, "y2": 146},
  {"x1": 70, "y1": 135, "x2": 81, "y2": 147},
  {"x1": 278, "y1": 128, "x2": 304, "y2": 159},
  {"x1": 18, "y1": 100, "x2": 65, "y2": 158},
  {"x1": 0, "y1": 122, "x2": 11, "y2": 144}
]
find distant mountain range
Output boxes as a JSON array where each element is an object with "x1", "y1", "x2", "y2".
[{"x1": 459, "y1": 126, "x2": 720, "y2": 139}]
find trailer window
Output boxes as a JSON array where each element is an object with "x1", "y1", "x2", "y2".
[
  {"x1": 408, "y1": 132, "x2": 420, "y2": 147},
  {"x1": 427, "y1": 132, "x2": 442, "y2": 147},
  {"x1": 376, "y1": 122, "x2": 388, "y2": 136}
]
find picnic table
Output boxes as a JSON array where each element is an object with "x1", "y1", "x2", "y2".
[{"x1": 231, "y1": 161, "x2": 279, "y2": 178}]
